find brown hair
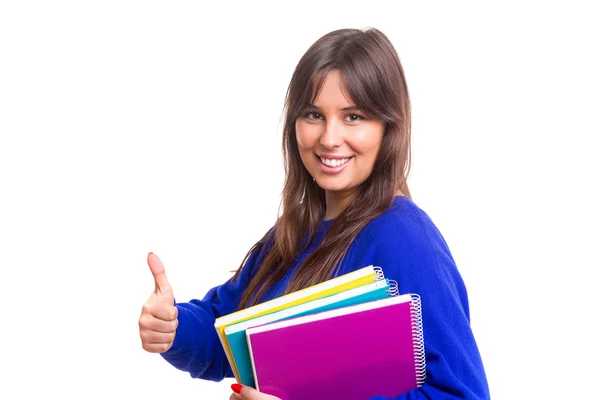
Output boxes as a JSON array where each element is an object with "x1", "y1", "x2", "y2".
[{"x1": 233, "y1": 27, "x2": 412, "y2": 309}]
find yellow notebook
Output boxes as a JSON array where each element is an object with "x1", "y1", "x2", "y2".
[{"x1": 214, "y1": 265, "x2": 385, "y2": 382}]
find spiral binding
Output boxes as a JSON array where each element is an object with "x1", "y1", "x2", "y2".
[
  {"x1": 372, "y1": 266, "x2": 385, "y2": 281},
  {"x1": 386, "y1": 279, "x2": 399, "y2": 297},
  {"x1": 410, "y1": 294, "x2": 426, "y2": 387}
]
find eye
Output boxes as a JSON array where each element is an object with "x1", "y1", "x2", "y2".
[
  {"x1": 345, "y1": 114, "x2": 365, "y2": 122},
  {"x1": 303, "y1": 111, "x2": 323, "y2": 120}
]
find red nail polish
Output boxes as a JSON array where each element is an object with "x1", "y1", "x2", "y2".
[{"x1": 231, "y1": 383, "x2": 243, "y2": 394}]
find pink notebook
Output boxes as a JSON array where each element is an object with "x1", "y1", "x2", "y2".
[{"x1": 246, "y1": 294, "x2": 426, "y2": 400}]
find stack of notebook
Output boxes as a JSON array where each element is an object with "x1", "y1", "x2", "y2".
[{"x1": 214, "y1": 265, "x2": 426, "y2": 400}]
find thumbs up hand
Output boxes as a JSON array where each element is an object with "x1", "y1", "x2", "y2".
[{"x1": 139, "y1": 252, "x2": 179, "y2": 353}]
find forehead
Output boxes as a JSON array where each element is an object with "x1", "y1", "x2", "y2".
[{"x1": 310, "y1": 69, "x2": 355, "y2": 107}]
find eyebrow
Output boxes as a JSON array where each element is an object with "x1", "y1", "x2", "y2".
[{"x1": 308, "y1": 103, "x2": 362, "y2": 111}]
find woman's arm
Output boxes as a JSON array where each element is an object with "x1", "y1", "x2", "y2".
[
  {"x1": 159, "y1": 240, "x2": 268, "y2": 382},
  {"x1": 358, "y1": 204, "x2": 490, "y2": 399}
]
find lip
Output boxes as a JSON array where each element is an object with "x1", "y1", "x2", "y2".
[
  {"x1": 316, "y1": 153, "x2": 353, "y2": 160},
  {"x1": 316, "y1": 154, "x2": 353, "y2": 175}
]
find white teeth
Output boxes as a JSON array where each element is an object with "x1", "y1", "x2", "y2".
[{"x1": 320, "y1": 157, "x2": 350, "y2": 167}]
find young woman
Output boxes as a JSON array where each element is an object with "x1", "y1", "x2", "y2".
[{"x1": 139, "y1": 27, "x2": 490, "y2": 400}]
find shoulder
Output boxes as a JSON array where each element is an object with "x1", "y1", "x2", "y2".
[
  {"x1": 347, "y1": 196, "x2": 464, "y2": 298},
  {"x1": 359, "y1": 196, "x2": 450, "y2": 253}
]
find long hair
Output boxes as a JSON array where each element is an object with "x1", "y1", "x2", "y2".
[{"x1": 233, "y1": 27, "x2": 412, "y2": 309}]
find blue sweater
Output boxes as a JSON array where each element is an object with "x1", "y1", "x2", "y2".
[{"x1": 161, "y1": 196, "x2": 490, "y2": 399}]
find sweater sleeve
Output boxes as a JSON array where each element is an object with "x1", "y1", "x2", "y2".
[
  {"x1": 159, "y1": 240, "x2": 268, "y2": 382},
  {"x1": 359, "y1": 206, "x2": 490, "y2": 400}
]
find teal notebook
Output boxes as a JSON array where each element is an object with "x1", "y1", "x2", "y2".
[{"x1": 224, "y1": 278, "x2": 398, "y2": 387}]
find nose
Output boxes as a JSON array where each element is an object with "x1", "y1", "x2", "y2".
[{"x1": 319, "y1": 120, "x2": 343, "y2": 149}]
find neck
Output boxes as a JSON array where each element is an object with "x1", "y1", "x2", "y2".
[
  {"x1": 324, "y1": 190, "x2": 357, "y2": 220},
  {"x1": 324, "y1": 189, "x2": 406, "y2": 221}
]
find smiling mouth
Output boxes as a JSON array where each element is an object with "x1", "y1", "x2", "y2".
[{"x1": 316, "y1": 155, "x2": 354, "y2": 167}]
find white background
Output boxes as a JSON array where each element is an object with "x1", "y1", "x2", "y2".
[{"x1": 1, "y1": 1, "x2": 598, "y2": 399}]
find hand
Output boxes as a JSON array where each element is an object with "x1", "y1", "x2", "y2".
[
  {"x1": 230, "y1": 384, "x2": 282, "y2": 400},
  {"x1": 139, "y1": 252, "x2": 178, "y2": 353}
]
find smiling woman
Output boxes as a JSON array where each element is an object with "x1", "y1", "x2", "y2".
[
  {"x1": 296, "y1": 69, "x2": 386, "y2": 220},
  {"x1": 139, "y1": 27, "x2": 491, "y2": 400}
]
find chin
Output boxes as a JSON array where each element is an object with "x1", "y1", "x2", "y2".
[{"x1": 315, "y1": 179, "x2": 351, "y2": 193}]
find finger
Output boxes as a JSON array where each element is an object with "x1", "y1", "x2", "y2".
[
  {"x1": 230, "y1": 393, "x2": 242, "y2": 400},
  {"x1": 139, "y1": 313, "x2": 178, "y2": 333},
  {"x1": 147, "y1": 252, "x2": 173, "y2": 301},
  {"x1": 141, "y1": 342, "x2": 173, "y2": 353},
  {"x1": 144, "y1": 302, "x2": 178, "y2": 321},
  {"x1": 236, "y1": 385, "x2": 281, "y2": 400},
  {"x1": 139, "y1": 329, "x2": 176, "y2": 344}
]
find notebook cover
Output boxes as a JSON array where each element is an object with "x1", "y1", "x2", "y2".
[
  {"x1": 226, "y1": 280, "x2": 393, "y2": 387},
  {"x1": 214, "y1": 265, "x2": 382, "y2": 381},
  {"x1": 246, "y1": 294, "x2": 420, "y2": 400}
]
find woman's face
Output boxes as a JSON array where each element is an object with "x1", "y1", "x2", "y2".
[{"x1": 295, "y1": 69, "x2": 384, "y2": 196}]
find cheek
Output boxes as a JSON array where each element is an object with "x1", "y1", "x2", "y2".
[
  {"x1": 295, "y1": 122, "x2": 316, "y2": 151},
  {"x1": 349, "y1": 131, "x2": 383, "y2": 156},
  {"x1": 363, "y1": 123, "x2": 384, "y2": 154}
]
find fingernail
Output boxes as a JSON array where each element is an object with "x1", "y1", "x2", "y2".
[
  {"x1": 148, "y1": 252, "x2": 154, "y2": 256},
  {"x1": 231, "y1": 383, "x2": 243, "y2": 394}
]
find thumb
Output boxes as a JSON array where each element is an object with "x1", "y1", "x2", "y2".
[{"x1": 147, "y1": 252, "x2": 174, "y2": 302}]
